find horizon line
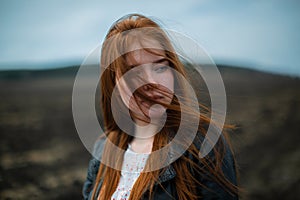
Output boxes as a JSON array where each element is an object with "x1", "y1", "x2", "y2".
[{"x1": 0, "y1": 60, "x2": 299, "y2": 78}]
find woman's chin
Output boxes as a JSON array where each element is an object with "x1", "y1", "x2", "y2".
[
  {"x1": 148, "y1": 104, "x2": 167, "y2": 120},
  {"x1": 132, "y1": 104, "x2": 167, "y2": 125}
]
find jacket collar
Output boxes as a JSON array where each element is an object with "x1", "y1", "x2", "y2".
[
  {"x1": 94, "y1": 137, "x2": 178, "y2": 185},
  {"x1": 157, "y1": 164, "x2": 176, "y2": 184}
]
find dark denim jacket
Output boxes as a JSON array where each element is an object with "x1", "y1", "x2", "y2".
[{"x1": 82, "y1": 134, "x2": 239, "y2": 200}]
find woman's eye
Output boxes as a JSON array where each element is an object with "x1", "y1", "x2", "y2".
[
  {"x1": 154, "y1": 66, "x2": 168, "y2": 73},
  {"x1": 133, "y1": 69, "x2": 142, "y2": 75}
]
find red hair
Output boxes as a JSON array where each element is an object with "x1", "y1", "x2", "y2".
[{"x1": 92, "y1": 14, "x2": 239, "y2": 200}]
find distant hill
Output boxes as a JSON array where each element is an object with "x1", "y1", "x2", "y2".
[
  {"x1": 0, "y1": 66, "x2": 79, "y2": 80},
  {"x1": 0, "y1": 64, "x2": 298, "y2": 81}
]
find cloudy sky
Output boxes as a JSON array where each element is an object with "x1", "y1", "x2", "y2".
[{"x1": 0, "y1": 0, "x2": 299, "y2": 76}]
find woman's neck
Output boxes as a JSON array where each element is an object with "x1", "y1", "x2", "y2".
[{"x1": 130, "y1": 122, "x2": 158, "y2": 153}]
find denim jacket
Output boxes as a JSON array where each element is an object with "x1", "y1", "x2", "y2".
[{"x1": 82, "y1": 134, "x2": 239, "y2": 200}]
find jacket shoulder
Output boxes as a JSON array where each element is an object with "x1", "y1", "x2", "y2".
[
  {"x1": 82, "y1": 136, "x2": 106, "y2": 200},
  {"x1": 192, "y1": 131, "x2": 238, "y2": 199}
]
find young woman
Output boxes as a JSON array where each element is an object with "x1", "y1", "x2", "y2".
[{"x1": 83, "y1": 14, "x2": 239, "y2": 200}]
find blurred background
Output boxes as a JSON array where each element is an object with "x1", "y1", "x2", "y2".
[{"x1": 0, "y1": 0, "x2": 299, "y2": 199}]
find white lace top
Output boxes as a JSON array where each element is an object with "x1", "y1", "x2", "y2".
[{"x1": 111, "y1": 145, "x2": 150, "y2": 200}]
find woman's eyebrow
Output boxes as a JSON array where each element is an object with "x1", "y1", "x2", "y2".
[
  {"x1": 128, "y1": 58, "x2": 168, "y2": 68},
  {"x1": 153, "y1": 58, "x2": 168, "y2": 64}
]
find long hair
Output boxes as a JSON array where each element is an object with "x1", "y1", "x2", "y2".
[{"x1": 92, "y1": 14, "x2": 239, "y2": 200}]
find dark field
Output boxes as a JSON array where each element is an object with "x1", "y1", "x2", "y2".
[{"x1": 0, "y1": 65, "x2": 299, "y2": 199}]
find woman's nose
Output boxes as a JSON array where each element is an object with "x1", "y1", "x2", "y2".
[
  {"x1": 142, "y1": 72, "x2": 156, "y2": 91},
  {"x1": 143, "y1": 70, "x2": 156, "y2": 84}
]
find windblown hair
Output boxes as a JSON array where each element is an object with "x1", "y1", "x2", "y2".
[{"x1": 92, "y1": 14, "x2": 239, "y2": 200}]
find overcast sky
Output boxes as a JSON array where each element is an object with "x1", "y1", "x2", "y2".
[{"x1": 0, "y1": 0, "x2": 299, "y2": 76}]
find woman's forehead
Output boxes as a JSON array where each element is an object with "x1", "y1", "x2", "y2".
[{"x1": 126, "y1": 49, "x2": 166, "y2": 67}]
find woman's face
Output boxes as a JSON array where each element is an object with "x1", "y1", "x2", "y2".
[{"x1": 116, "y1": 45, "x2": 174, "y2": 124}]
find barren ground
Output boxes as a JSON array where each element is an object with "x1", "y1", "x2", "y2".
[{"x1": 0, "y1": 65, "x2": 299, "y2": 200}]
